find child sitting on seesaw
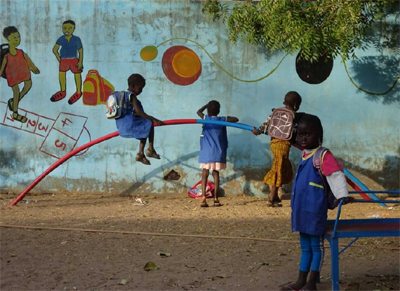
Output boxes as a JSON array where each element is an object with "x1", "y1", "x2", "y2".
[{"x1": 115, "y1": 73, "x2": 163, "y2": 165}]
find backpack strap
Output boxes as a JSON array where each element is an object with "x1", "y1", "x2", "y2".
[
  {"x1": 117, "y1": 91, "x2": 126, "y2": 109},
  {"x1": 313, "y1": 146, "x2": 329, "y2": 170}
]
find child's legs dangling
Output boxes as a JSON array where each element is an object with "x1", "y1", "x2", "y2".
[
  {"x1": 145, "y1": 126, "x2": 160, "y2": 159},
  {"x1": 138, "y1": 138, "x2": 146, "y2": 155},
  {"x1": 148, "y1": 126, "x2": 155, "y2": 151},
  {"x1": 135, "y1": 138, "x2": 150, "y2": 165}
]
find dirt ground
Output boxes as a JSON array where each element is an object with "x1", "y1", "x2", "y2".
[{"x1": 0, "y1": 190, "x2": 399, "y2": 291}]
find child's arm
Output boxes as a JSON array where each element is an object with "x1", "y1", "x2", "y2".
[
  {"x1": 131, "y1": 95, "x2": 163, "y2": 125},
  {"x1": 252, "y1": 116, "x2": 270, "y2": 136},
  {"x1": 23, "y1": 52, "x2": 40, "y2": 74},
  {"x1": 0, "y1": 56, "x2": 7, "y2": 77},
  {"x1": 77, "y1": 47, "x2": 83, "y2": 71},
  {"x1": 197, "y1": 104, "x2": 207, "y2": 119},
  {"x1": 322, "y1": 151, "x2": 351, "y2": 202},
  {"x1": 226, "y1": 116, "x2": 239, "y2": 123},
  {"x1": 52, "y1": 44, "x2": 61, "y2": 62}
]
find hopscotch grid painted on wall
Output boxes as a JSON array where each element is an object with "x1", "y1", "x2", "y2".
[{"x1": 0, "y1": 101, "x2": 89, "y2": 159}]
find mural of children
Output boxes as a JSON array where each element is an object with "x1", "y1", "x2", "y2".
[
  {"x1": 51, "y1": 19, "x2": 83, "y2": 105},
  {"x1": 0, "y1": 26, "x2": 40, "y2": 123}
]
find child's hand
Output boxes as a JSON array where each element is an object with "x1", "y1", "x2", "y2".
[
  {"x1": 152, "y1": 118, "x2": 164, "y2": 126},
  {"x1": 339, "y1": 196, "x2": 354, "y2": 205},
  {"x1": 252, "y1": 127, "x2": 261, "y2": 135},
  {"x1": 32, "y1": 66, "x2": 40, "y2": 74}
]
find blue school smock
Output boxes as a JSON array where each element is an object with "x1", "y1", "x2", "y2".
[
  {"x1": 199, "y1": 115, "x2": 228, "y2": 163},
  {"x1": 291, "y1": 152, "x2": 328, "y2": 236},
  {"x1": 115, "y1": 91, "x2": 152, "y2": 139}
]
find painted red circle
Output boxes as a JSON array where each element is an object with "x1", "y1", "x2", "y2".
[{"x1": 162, "y1": 46, "x2": 202, "y2": 86}]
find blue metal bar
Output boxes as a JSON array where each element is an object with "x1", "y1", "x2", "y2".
[
  {"x1": 195, "y1": 119, "x2": 254, "y2": 131},
  {"x1": 329, "y1": 237, "x2": 340, "y2": 291},
  {"x1": 352, "y1": 199, "x2": 400, "y2": 203},
  {"x1": 339, "y1": 238, "x2": 359, "y2": 255},
  {"x1": 326, "y1": 193, "x2": 400, "y2": 291},
  {"x1": 332, "y1": 199, "x2": 344, "y2": 239},
  {"x1": 344, "y1": 169, "x2": 385, "y2": 206},
  {"x1": 348, "y1": 190, "x2": 400, "y2": 194}
]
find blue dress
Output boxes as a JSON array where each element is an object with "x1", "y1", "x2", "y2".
[
  {"x1": 291, "y1": 152, "x2": 328, "y2": 236},
  {"x1": 199, "y1": 115, "x2": 228, "y2": 163},
  {"x1": 115, "y1": 91, "x2": 152, "y2": 140}
]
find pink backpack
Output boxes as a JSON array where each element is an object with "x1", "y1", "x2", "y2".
[
  {"x1": 264, "y1": 107, "x2": 295, "y2": 140},
  {"x1": 187, "y1": 180, "x2": 215, "y2": 199}
]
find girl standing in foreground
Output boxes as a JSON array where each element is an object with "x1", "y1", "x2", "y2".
[
  {"x1": 197, "y1": 100, "x2": 239, "y2": 207},
  {"x1": 282, "y1": 113, "x2": 352, "y2": 291}
]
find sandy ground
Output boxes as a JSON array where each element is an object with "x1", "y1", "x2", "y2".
[{"x1": 0, "y1": 191, "x2": 399, "y2": 291}]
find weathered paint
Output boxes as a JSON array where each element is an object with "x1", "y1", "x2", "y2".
[{"x1": 0, "y1": 0, "x2": 399, "y2": 196}]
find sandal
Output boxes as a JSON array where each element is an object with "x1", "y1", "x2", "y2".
[
  {"x1": 200, "y1": 200, "x2": 209, "y2": 208},
  {"x1": 68, "y1": 92, "x2": 82, "y2": 105},
  {"x1": 12, "y1": 112, "x2": 27, "y2": 123},
  {"x1": 213, "y1": 200, "x2": 222, "y2": 207},
  {"x1": 50, "y1": 91, "x2": 66, "y2": 102},
  {"x1": 136, "y1": 153, "x2": 151, "y2": 165},
  {"x1": 267, "y1": 200, "x2": 275, "y2": 207},
  {"x1": 146, "y1": 149, "x2": 161, "y2": 159}
]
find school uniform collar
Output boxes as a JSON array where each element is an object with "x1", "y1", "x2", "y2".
[{"x1": 302, "y1": 147, "x2": 321, "y2": 160}]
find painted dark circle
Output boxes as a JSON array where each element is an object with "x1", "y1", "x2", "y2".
[{"x1": 296, "y1": 52, "x2": 334, "y2": 84}]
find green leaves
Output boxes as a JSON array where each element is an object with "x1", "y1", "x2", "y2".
[{"x1": 203, "y1": 0, "x2": 396, "y2": 62}]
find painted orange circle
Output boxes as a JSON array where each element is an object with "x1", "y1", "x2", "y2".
[{"x1": 162, "y1": 46, "x2": 202, "y2": 85}]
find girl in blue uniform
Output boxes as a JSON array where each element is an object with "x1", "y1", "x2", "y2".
[
  {"x1": 281, "y1": 114, "x2": 351, "y2": 291},
  {"x1": 197, "y1": 100, "x2": 239, "y2": 207},
  {"x1": 116, "y1": 74, "x2": 163, "y2": 165}
]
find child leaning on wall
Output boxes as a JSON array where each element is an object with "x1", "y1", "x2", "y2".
[
  {"x1": 253, "y1": 91, "x2": 302, "y2": 207},
  {"x1": 280, "y1": 113, "x2": 352, "y2": 291},
  {"x1": 0, "y1": 26, "x2": 40, "y2": 123},
  {"x1": 197, "y1": 100, "x2": 239, "y2": 208}
]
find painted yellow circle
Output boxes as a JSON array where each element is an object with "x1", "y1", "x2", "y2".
[
  {"x1": 140, "y1": 46, "x2": 158, "y2": 61},
  {"x1": 171, "y1": 49, "x2": 201, "y2": 78}
]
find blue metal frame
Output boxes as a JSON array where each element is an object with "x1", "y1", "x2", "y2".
[{"x1": 324, "y1": 193, "x2": 400, "y2": 291}]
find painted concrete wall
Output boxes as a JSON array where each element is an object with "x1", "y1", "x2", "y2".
[{"x1": 1, "y1": 0, "x2": 399, "y2": 197}]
